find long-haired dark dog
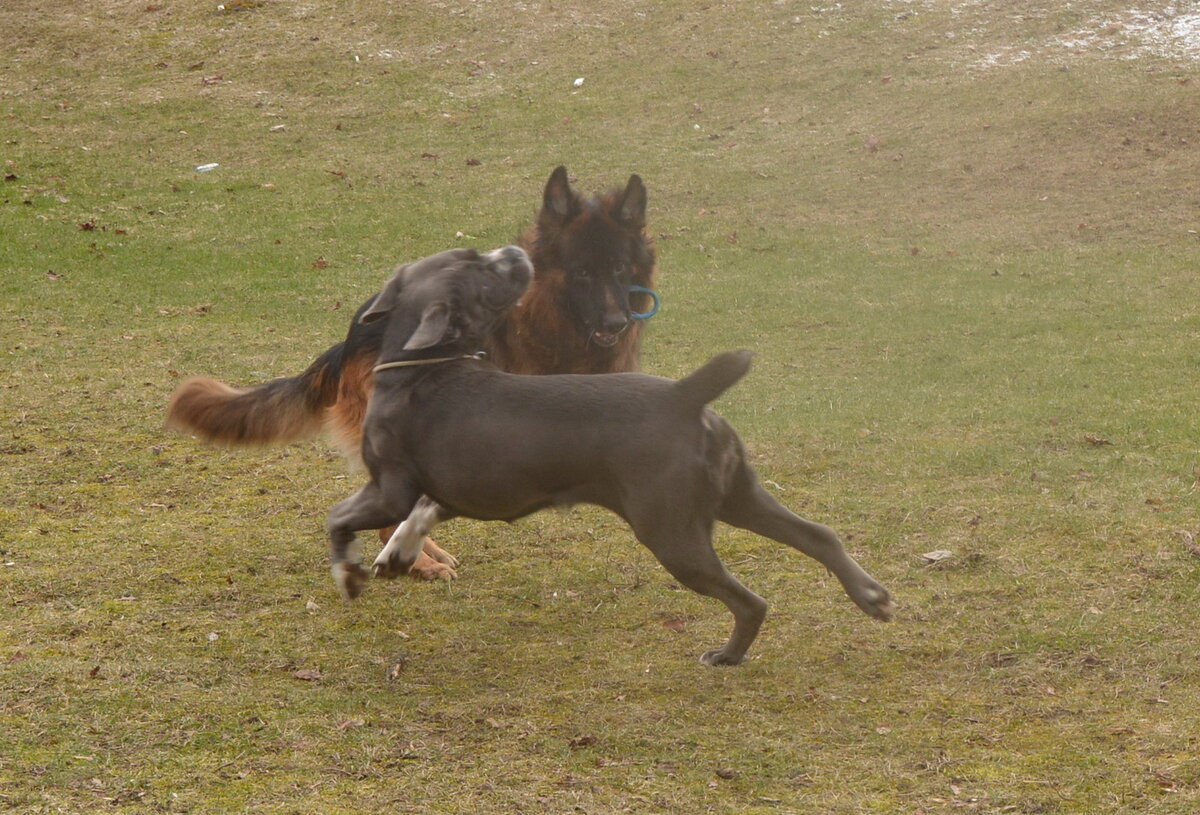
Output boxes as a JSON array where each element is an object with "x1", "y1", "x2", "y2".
[{"x1": 167, "y1": 167, "x2": 657, "y2": 578}]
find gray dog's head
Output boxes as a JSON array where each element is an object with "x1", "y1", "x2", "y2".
[{"x1": 360, "y1": 246, "x2": 532, "y2": 352}]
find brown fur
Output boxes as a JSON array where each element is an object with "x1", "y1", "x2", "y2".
[
  {"x1": 167, "y1": 167, "x2": 657, "y2": 579},
  {"x1": 326, "y1": 355, "x2": 376, "y2": 465},
  {"x1": 167, "y1": 373, "x2": 329, "y2": 446},
  {"x1": 486, "y1": 219, "x2": 652, "y2": 375}
]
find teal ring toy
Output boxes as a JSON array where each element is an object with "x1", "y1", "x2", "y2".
[{"x1": 629, "y1": 285, "x2": 660, "y2": 320}]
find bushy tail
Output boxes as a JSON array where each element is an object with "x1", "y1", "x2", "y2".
[
  {"x1": 671, "y1": 350, "x2": 754, "y2": 409},
  {"x1": 166, "y1": 344, "x2": 346, "y2": 446}
]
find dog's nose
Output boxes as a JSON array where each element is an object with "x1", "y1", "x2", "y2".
[
  {"x1": 498, "y1": 245, "x2": 527, "y2": 264},
  {"x1": 483, "y1": 245, "x2": 532, "y2": 280},
  {"x1": 485, "y1": 245, "x2": 528, "y2": 267},
  {"x1": 602, "y1": 311, "x2": 629, "y2": 334}
]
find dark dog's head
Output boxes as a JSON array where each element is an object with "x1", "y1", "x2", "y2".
[
  {"x1": 361, "y1": 246, "x2": 532, "y2": 354},
  {"x1": 531, "y1": 166, "x2": 656, "y2": 348}
]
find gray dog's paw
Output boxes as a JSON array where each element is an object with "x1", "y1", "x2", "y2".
[
  {"x1": 855, "y1": 583, "x2": 895, "y2": 621},
  {"x1": 371, "y1": 550, "x2": 415, "y2": 580},
  {"x1": 333, "y1": 561, "x2": 370, "y2": 600},
  {"x1": 699, "y1": 646, "x2": 748, "y2": 667}
]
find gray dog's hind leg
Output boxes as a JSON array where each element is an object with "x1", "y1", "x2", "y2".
[
  {"x1": 326, "y1": 482, "x2": 414, "y2": 600},
  {"x1": 635, "y1": 520, "x2": 768, "y2": 666},
  {"x1": 719, "y1": 479, "x2": 894, "y2": 622}
]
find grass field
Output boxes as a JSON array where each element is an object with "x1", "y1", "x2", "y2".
[{"x1": 3, "y1": 1, "x2": 1199, "y2": 812}]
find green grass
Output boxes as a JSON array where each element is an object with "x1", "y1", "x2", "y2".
[{"x1": 4, "y1": 1, "x2": 1200, "y2": 812}]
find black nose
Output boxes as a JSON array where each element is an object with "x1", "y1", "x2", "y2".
[{"x1": 602, "y1": 312, "x2": 629, "y2": 333}]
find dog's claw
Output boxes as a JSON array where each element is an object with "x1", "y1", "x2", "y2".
[
  {"x1": 408, "y1": 558, "x2": 458, "y2": 581},
  {"x1": 429, "y1": 550, "x2": 459, "y2": 569},
  {"x1": 373, "y1": 551, "x2": 457, "y2": 581}
]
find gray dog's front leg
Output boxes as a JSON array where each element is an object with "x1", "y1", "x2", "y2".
[
  {"x1": 373, "y1": 495, "x2": 451, "y2": 579},
  {"x1": 327, "y1": 483, "x2": 412, "y2": 600}
]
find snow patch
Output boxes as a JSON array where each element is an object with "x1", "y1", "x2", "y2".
[{"x1": 975, "y1": 4, "x2": 1200, "y2": 67}]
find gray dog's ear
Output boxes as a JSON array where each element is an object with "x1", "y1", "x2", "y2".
[
  {"x1": 402, "y1": 302, "x2": 452, "y2": 350},
  {"x1": 359, "y1": 265, "x2": 407, "y2": 324}
]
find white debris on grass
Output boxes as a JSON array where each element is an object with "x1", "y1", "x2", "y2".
[
  {"x1": 977, "y1": 4, "x2": 1200, "y2": 67},
  {"x1": 883, "y1": 1, "x2": 1200, "y2": 66}
]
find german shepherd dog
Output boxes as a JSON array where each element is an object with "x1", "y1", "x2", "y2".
[{"x1": 167, "y1": 167, "x2": 658, "y2": 579}]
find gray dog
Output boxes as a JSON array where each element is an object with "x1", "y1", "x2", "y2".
[{"x1": 327, "y1": 245, "x2": 894, "y2": 665}]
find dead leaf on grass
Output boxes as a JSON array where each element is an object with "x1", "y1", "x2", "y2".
[
  {"x1": 293, "y1": 668, "x2": 323, "y2": 681},
  {"x1": 660, "y1": 615, "x2": 687, "y2": 632},
  {"x1": 920, "y1": 549, "x2": 952, "y2": 564},
  {"x1": 1083, "y1": 434, "x2": 1113, "y2": 446},
  {"x1": 568, "y1": 735, "x2": 598, "y2": 749},
  {"x1": 385, "y1": 655, "x2": 407, "y2": 680},
  {"x1": 1153, "y1": 770, "x2": 1178, "y2": 791}
]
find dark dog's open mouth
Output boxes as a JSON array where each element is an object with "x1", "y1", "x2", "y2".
[{"x1": 590, "y1": 329, "x2": 623, "y2": 348}]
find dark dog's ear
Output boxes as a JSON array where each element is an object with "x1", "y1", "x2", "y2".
[
  {"x1": 541, "y1": 165, "x2": 578, "y2": 222},
  {"x1": 402, "y1": 302, "x2": 452, "y2": 350},
  {"x1": 616, "y1": 173, "x2": 647, "y2": 229},
  {"x1": 359, "y1": 265, "x2": 407, "y2": 324}
]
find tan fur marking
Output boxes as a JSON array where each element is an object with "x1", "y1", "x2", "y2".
[
  {"x1": 166, "y1": 376, "x2": 324, "y2": 445},
  {"x1": 324, "y1": 353, "x2": 374, "y2": 467}
]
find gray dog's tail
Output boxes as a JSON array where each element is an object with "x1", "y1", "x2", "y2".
[{"x1": 672, "y1": 350, "x2": 754, "y2": 409}]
